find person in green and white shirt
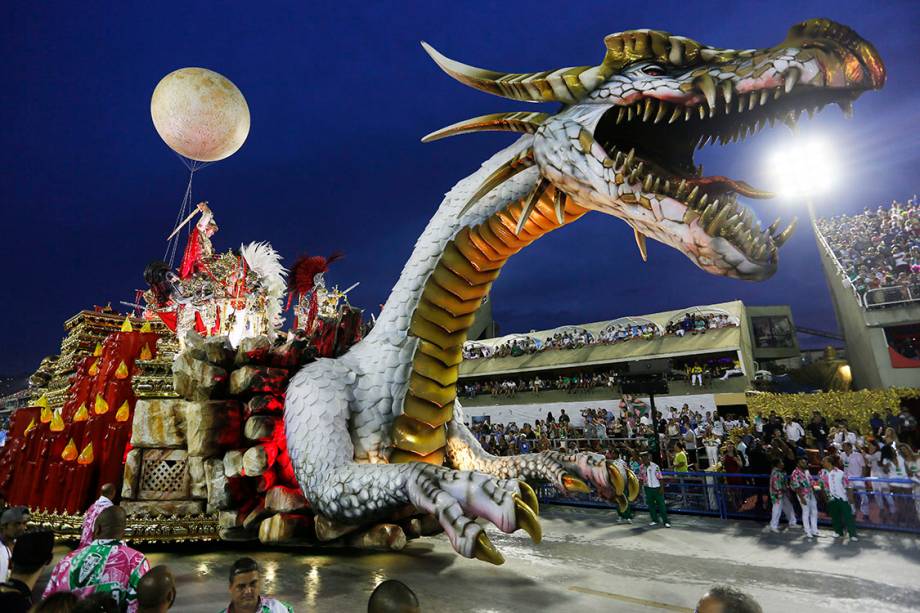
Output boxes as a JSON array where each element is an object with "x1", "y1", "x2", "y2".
[
  {"x1": 640, "y1": 451, "x2": 670, "y2": 528},
  {"x1": 220, "y1": 558, "x2": 293, "y2": 613}
]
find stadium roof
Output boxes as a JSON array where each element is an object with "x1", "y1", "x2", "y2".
[{"x1": 459, "y1": 300, "x2": 745, "y2": 378}]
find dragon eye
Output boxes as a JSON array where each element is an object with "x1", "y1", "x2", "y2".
[{"x1": 642, "y1": 65, "x2": 666, "y2": 77}]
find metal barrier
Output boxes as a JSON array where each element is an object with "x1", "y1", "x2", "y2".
[
  {"x1": 862, "y1": 284, "x2": 920, "y2": 309},
  {"x1": 538, "y1": 470, "x2": 920, "y2": 534}
]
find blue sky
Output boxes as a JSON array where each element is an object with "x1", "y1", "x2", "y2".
[{"x1": 1, "y1": 1, "x2": 918, "y2": 373}]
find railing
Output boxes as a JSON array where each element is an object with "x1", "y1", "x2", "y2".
[
  {"x1": 863, "y1": 284, "x2": 920, "y2": 309},
  {"x1": 813, "y1": 223, "x2": 920, "y2": 310},
  {"x1": 538, "y1": 470, "x2": 920, "y2": 534}
]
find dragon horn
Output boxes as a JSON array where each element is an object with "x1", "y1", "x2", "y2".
[
  {"x1": 422, "y1": 112, "x2": 551, "y2": 143},
  {"x1": 421, "y1": 41, "x2": 607, "y2": 104}
]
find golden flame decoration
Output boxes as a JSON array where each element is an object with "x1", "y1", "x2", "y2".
[
  {"x1": 94, "y1": 394, "x2": 109, "y2": 415},
  {"x1": 115, "y1": 400, "x2": 131, "y2": 422},
  {"x1": 77, "y1": 442, "x2": 94, "y2": 465},
  {"x1": 88, "y1": 359, "x2": 99, "y2": 376},
  {"x1": 93, "y1": 342, "x2": 103, "y2": 357},
  {"x1": 115, "y1": 360, "x2": 129, "y2": 379},
  {"x1": 139, "y1": 344, "x2": 153, "y2": 360},
  {"x1": 50, "y1": 409, "x2": 65, "y2": 432},
  {"x1": 120, "y1": 317, "x2": 133, "y2": 332},
  {"x1": 140, "y1": 320, "x2": 152, "y2": 333},
  {"x1": 74, "y1": 402, "x2": 89, "y2": 422},
  {"x1": 24, "y1": 418, "x2": 37, "y2": 435},
  {"x1": 62, "y1": 438, "x2": 78, "y2": 461},
  {"x1": 36, "y1": 394, "x2": 49, "y2": 409},
  {"x1": 40, "y1": 405, "x2": 53, "y2": 424}
]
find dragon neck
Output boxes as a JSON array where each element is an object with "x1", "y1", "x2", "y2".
[{"x1": 388, "y1": 183, "x2": 587, "y2": 464}]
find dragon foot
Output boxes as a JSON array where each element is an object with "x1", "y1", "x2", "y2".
[{"x1": 405, "y1": 463, "x2": 541, "y2": 565}]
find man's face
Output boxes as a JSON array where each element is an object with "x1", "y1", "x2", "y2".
[
  {"x1": 2, "y1": 518, "x2": 27, "y2": 540},
  {"x1": 229, "y1": 570, "x2": 261, "y2": 611}
]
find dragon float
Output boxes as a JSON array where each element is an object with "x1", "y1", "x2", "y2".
[
  {"x1": 5, "y1": 19, "x2": 885, "y2": 563},
  {"x1": 282, "y1": 18, "x2": 885, "y2": 563}
]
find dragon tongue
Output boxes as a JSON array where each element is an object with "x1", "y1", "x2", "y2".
[{"x1": 685, "y1": 175, "x2": 774, "y2": 199}]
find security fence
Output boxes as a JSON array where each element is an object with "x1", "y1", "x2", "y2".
[{"x1": 538, "y1": 470, "x2": 920, "y2": 534}]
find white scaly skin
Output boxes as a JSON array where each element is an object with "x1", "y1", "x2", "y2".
[
  {"x1": 284, "y1": 21, "x2": 884, "y2": 562},
  {"x1": 285, "y1": 138, "x2": 544, "y2": 560}
]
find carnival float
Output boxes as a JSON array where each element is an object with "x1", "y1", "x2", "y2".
[{"x1": 0, "y1": 19, "x2": 885, "y2": 563}]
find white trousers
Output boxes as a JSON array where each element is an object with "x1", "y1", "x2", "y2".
[
  {"x1": 800, "y1": 494, "x2": 818, "y2": 535},
  {"x1": 705, "y1": 447, "x2": 719, "y2": 466},
  {"x1": 770, "y1": 495, "x2": 798, "y2": 529},
  {"x1": 691, "y1": 374, "x2": 702, "y2": 385}
]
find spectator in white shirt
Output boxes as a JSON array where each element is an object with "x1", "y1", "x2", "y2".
[
  {"x1": 841, "y1": 442, "x2": 869, "y2": 516},
  {"x1": 784, "y1": 418, "x2": 805, "y2": 444}
]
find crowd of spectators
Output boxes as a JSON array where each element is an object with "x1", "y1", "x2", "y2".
[
  {"x1": 467, "y1": 402, "x2": 920, "y2": 529},
  {"x1": 817, "y1": 197, "x2": 920, "y2": 307},
  {"x1": 462, "y1": 312, "x2": 738, "y2": 360},
  {"x1": 458, "y1": 356, "x2": 743, "y2": 400},
  {"x1": 459, "y1": 370, "x2": 618, "y2": 398}
]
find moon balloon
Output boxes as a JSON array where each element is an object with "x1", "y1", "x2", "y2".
[{"x1": 151, "y1": 67, "x2": 250, "y2": 162}]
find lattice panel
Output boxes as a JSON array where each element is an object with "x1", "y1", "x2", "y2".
[{"x1": 138, "y1": 449, "x2": 191, "y2": 501}]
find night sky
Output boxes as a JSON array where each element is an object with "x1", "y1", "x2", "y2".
[{"x1": 2, "y1": 2, "x2": 918, "y2": 375}]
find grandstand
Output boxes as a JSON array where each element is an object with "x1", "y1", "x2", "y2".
[
  {"x1": 458, "y1": 300, "x2": 799, "y2": 424},
  {"x1": 815, "y1": 198, "x2": 920, "y2": 388}
]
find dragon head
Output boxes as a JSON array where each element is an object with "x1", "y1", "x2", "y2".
[{"x1": 423, "y1": 18, "x2": 885, "y2": 280}]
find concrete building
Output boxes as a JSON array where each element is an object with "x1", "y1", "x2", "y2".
[
  {"x1": 458, "y1": 300, "x2": 799, "y2": 424},
  {"x1": 815, "y1": 226, "x2": 920, "y2": 389}
]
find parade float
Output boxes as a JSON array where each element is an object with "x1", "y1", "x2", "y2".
[{"x1": 0, "y1": 19, "x2": 885, "y2": 561}]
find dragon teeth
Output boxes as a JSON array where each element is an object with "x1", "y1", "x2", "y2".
[{"x1": 784, "y1": 67, "x2": 800, "y2": 93}]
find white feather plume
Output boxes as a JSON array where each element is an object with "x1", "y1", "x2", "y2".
[{"x1": 240, "y1": 241, "x2": 288, "y2": 335}]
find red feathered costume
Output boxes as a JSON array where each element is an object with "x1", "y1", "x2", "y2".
[{"x1": 287, "y1": 252, "x2": 343, "y2": 332}]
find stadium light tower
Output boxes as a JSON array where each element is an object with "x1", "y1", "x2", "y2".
[{"x1": 767, "y1": 138, "x2": 838, "y2": 226}]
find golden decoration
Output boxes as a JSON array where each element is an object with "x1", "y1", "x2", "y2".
[
  {"x1": 747, "y1": 388, "x2": 920, "y2": 433},
  {"x1": 77, "y1": 442, "x2": 94, "y2": 465},
  {"x1": 139, "y1": 344, "x2": 153, "y2": 360},
  {"x1": 61, "y1": 438, "x2": 78, "y2": 461},
  {"x1": 115, "y1": 400, "x2": 131, "y2": 422},
  {"x1": 24, "y1": 418, "x2": 37, "y2": 435},
  {"x1": 94, "y1": 394, "x2": 109, "y2": 415},
  {"x1": 120, "y1": 317, "x2": 133, "y2": 332},
  {"x1": 40, "y1": 405, "x2": 52, "y2": 424},
  {"x1": 93, "y1": 342, "x2": 103, "y2": 357},
  {"x1": 88, "y1": 359, "x2": 100, "y2": 376},
  {"x1": 50, "y1": 409, "x2": 65, "y2": 432},
  {"x1": 36, "y1": 394, "x2": 49, "y2": 409},
  {"x1": 115, "y1": 360, "x2": 129, "y2": 379},
  {"x1": 73, "y1": 402, "x2": 89, "y2": 422},
  {"x1": 140, "y1": 320, "x2": 152, "y2": 333}
]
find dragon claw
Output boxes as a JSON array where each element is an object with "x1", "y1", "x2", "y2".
[
  {"x1": 473, "y1": 531, "x2": 505, "y2": 565},
  {"x1": 513, "y1": 494, "x2": 542, "y2": 544},
  {"x1": 517, "y1": 481, "x2": 540, "y2": 516},
  {"x1": 606, "y1": 462, "x2": 626, "y2": 497},
  {"x1": 626, "y1": 469, "x2": 640, "y2": 502},
  {"x1": 561, "y1": 473, "x2": 590, "y2": 494}
]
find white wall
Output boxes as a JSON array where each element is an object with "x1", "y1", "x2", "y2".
[{"x1": 459, "y1": 393, "x2": 717, "y2": 427}]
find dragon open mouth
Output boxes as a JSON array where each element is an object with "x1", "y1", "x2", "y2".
[
  {"x1": 592, "y1": 84, "x2": 861, "y2": 264},
  {"x1": 421, "y1": 18, "x2": 886, "y2": 275}
]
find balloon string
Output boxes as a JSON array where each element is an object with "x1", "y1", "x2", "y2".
[{"x1": 165, "y1": 169, "x2": 195, "y2": 268}]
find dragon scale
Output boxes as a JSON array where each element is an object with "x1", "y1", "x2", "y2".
[{"x1": 391, "y1": 184, "x2": 587, "y2": 463}]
